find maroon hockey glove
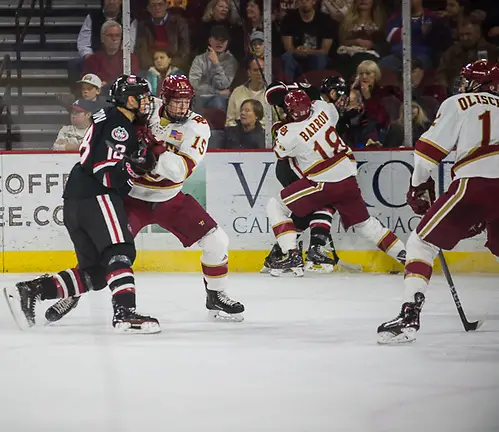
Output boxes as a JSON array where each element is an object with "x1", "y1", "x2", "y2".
[
  {"x1": 406, "y1": 177, "x2": 436, "y2": 215},
  {"x1": 136, "y1": 126, "x2": 161, "y2": 148},
  {"x1": 464, "y1": 222, "x2": 486, "y2": 239}
]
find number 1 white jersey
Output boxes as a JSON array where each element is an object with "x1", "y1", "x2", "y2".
[
  {"x1": 413, "y1": 92, "x2": 499, "y2": 186},
  {"x1": 273, "y1": 100, "x2": 356, "y2": 183}
]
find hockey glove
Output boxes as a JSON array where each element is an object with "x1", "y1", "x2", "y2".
[
  {"x1": 406, "y1": 177, "x2": 436, "y2": 215},
  {"x1": 125, "y1": 147, "x2": 157, "y2": 178},
  {"x1": 136, "y1": 126, "x2": 161, "y2": 148}
]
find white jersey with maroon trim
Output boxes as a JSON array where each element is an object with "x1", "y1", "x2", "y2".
[
  {"x1": 413, "y1": 92, "x2": 499, "y2": 186},
  {"x1": 273, "y1": 100, "x2": 356, "y2": 183},
  {"x1": 129, "y1": 105, "x2": 211, "y2": 202}
]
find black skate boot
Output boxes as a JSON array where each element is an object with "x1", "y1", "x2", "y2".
[
  {"x1": 112, "y1": 302, "x2": 161, "y2": 334},
  {"x1": 261, "y1": 243, "x2": 284, "y2": 274},
  {"x1": 269, "y1": 248, "x2": 304, "y2": 277},
  {"x1": 377, "y1": 292, "x2": 425, "y2": 344},
  {"x1": 45, "y1": 296, "x2": 81, "y2": 323},
  {"x1": 305, "y1": 244, "x2": 336, "y2": 273},
  {"x1": 206, "y1": 287, "x2": 245, "y2": 322},
  {"x1": 3, "y1": 275, "x2": 50, "y2": 329},
  {"x1": 397, "y1": 250, "x2": 407, "y2": 265}
]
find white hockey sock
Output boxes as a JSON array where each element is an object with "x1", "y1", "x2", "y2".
[
  {"x1": 198, "y1": 227, "x2": 229, "y2": 292},
  {"x1": 267, "y1": 196, "x2": 297, "y2": 253},
  {"x1": 353, "y1": 217, "x2": 405, "y2": 260},
  {"x1": 402, "y1": 231, "x2": 439, "y2": 303}
]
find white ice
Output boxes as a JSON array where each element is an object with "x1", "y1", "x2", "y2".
[{"x1": 1, "y1": 272, "x2": 499, "y2": 432}]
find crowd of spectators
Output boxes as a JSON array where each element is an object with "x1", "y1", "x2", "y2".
[{"x1": 52, "y1": 0, "x2": 499, "y2": 151}]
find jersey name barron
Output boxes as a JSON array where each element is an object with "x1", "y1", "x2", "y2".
[
  {"x1": 413, "y1": 92, "x2": 499, "y2": 186},
  {"x1": 130, "y1": 107, "x2": 211, "y2": 202},
  {"x1": 274, "y1": 100, "x2": 356, "y2": 183}
]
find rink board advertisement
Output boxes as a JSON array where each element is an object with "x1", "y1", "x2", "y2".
[{"x1": 0, "y1": 151, "x2": 497, "y2": 273}]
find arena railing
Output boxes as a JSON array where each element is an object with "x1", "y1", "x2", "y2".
[
  {"x1": 15, "y1": 0, "x2": 47, "y2": 120},
  {"x1": 0, "y1": 54, "x2": 13, "y2": 150}
]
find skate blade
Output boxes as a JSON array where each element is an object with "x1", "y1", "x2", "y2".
[
  {"x1": 3, "y1": 287, "x2": 32, "y2": 331},
  {"x1": 260, "y1": 266, "x2": 270, "y2": 274},
  {"x1": 113, "y1": 321, "x2": 161, "y2": 334},
  {"x1": 269, "y1": 267, "x2": 304, "y2": 278},
  {"x1": 377, "y1": 328, "x2": 417, "y2": 345},
  {"x1": 304, "y1": 262, "x2": 334, "y2": 274},
  {"x1": 208, "y1": 310, "x2": 244, "y2": 322}
]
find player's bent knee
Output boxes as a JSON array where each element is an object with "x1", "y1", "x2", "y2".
[
  {"x1": 101, "y1": 244, "x2": 136, "y2": 269},
  {"x1": 353, "y1": 216, "x2": 384, "y2": 237},
  {"x1": 199, "y1": 227, "x2": 229, "y2": 262},
  {"x1": 267, "y1": 196, "x2": 290, "y2": 221},
  {"x1": 83, "y1": 266, "x2": 108, "y2": 291},
  {"x1": 406, "y1": 231, "x2": 439, "y2": 262}
]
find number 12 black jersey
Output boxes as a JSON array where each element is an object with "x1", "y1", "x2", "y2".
[{"x1": 63, "y1": 107, "x2": 140, "y2": 199}]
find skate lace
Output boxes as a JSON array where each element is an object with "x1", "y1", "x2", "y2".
[
  {"x1": 217, "y1": 291, "x2": 238, "y2": 306},
  {"x1": 52, "y1": 297, "x2": 77, "y2": 315}
]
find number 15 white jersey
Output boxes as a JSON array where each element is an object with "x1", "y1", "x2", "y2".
[
  {"x1": 413, "y1": 92, "x2": 499, "y2": 186},
  {"x1": 273, "y1": 100, "x2": 356, "y2": 183}
]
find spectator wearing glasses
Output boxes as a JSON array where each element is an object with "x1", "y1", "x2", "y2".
[
  {"x1": 83, "y1": 21, "x2": 140, "y2": 92},
  {"x1": 70, "y1": 0, "x2": 137, "y2": 92}
]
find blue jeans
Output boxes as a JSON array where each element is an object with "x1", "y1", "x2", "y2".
[
  {"x1": 378, "y1": 53, "x2": 432, "y2": 71},
  {"x1": 198, "y1": 94, "x2": 229, "y2": 111},
  {"x1": 281, "y1": 51, "x2": 329, "y2": 82}
]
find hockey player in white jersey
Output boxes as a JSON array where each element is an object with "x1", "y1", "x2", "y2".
[
  {"x1": 378, "y1": 59, "x2": 499, "y2": 344},
  {"x1": 266, "y1": 89, "x2": 406, "y2": 276},
  {"x1": 46, "y1": 75, "x2": 244, "y2": 323}
]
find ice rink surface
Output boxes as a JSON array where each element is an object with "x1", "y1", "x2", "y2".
[{"x1": 1, "y1": 272, "x2": 498, "y2": 432}]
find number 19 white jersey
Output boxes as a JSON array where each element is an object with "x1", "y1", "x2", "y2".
[
  {"x1": 413, "y1": 92, "x2": 499, "y2": 186},
  {"x1": 273, "y1": 100, "x2": 356, "y2": 183}
]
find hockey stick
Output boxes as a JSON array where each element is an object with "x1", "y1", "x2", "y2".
[
  {"x1": 437, "y1": 250, "x2": 483, "y2": 331},
  {"x1": 327, "y1": 234, "x2": 363, "y2": 273}
]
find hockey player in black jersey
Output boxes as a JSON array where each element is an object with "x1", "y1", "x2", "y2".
[{"x1": 3, "y1": 75, "x2": 161, "y2": 334}]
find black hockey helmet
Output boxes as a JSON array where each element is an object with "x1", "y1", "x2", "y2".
[
  {"x1": 109, "y1": 74, "x2": 151, "y2": 109},
  {"x1": 320, "y1": 76, "x2": 348, "y2": 100}
]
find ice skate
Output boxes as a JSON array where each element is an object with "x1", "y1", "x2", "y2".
[
  {"x1": 206, "y1": 288, "x2": 245, "y2": 322},
  {"x1": 377, "y1": 292, "x2": 425, "y2": 344},
  {"x1": 3, "y1": 275, "x2": 49, "y2": 330},
  {"x1": 269, "y1": 248, "x2": 304, "y2": 277},
  {"x1": 260, "y1": 243, "x2": 284, "y2": 274},
  {"x1": 305, "y1": 244, "x2": 335, "y2": 273},
  {"x1": 45, "y1": 296, "x2": 80, "y2": 324},
  {"x1": 397, "y1": 250, "x2": 407, "y2": 265},
  {"x1": 112, "y1": 304, "x2": 161, "y2": 334}
]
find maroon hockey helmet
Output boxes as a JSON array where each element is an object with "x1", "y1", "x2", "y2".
[
  {"x1": 283, "y1": 90, "x2": 312, "y2": 121},
  {"x1": 160, "y1": 75, "x2": 195, "y2": 122},
  {"x1": 460, "y1": 60, "x2": 499, "y2": 95}
]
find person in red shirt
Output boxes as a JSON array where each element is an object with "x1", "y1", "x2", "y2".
[{"x1": 83, "y1": 20, "x2": 140, "y2": 91}]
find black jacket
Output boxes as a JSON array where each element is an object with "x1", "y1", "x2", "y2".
[{"x1": 224, "y1": 121, "x2": 265, "y2": 149}]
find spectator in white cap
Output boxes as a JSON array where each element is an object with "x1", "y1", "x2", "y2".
[
  {"x1": 53, "y1": 99, "x2": 93, "y2": 151},
  {"x1": 77, "y1": 73, "x2": 110, "y2": 111},
  {"x1": 250, "y1": 30, "x2": 264, "y2": 60}
]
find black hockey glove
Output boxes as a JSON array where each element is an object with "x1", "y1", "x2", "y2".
[{"x1": 124, "y1": 147, "x2": 157, "y2": 178}]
